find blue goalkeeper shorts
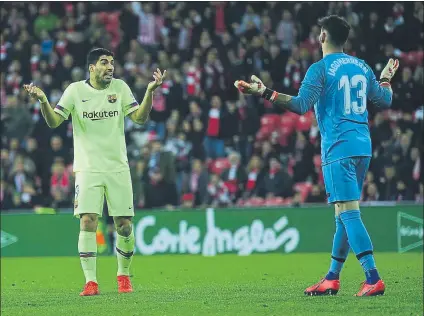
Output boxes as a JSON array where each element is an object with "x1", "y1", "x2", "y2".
[{"x1": 322, "y1": 157, "x2": 370, "y2": 204}]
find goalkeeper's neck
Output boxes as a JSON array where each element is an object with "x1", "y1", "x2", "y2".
[{"x1": 322, "y1": 44, "x2": 344, "y2": 58}]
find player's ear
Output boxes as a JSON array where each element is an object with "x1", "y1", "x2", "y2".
[{"x1": 319, "y1": 31, "x2": 326, "y2": 44}]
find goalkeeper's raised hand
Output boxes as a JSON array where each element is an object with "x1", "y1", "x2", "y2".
[
  {"x1": 234, "y1": 75, "x2": 266, "y2": 96},
  {"x1": 380, "y1": 58, "x2": 400, "y2": 82}
]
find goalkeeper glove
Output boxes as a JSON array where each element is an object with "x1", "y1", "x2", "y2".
[
  {"x1": 234, "y1": 75, "x2": 266, "y2": 96},
  {"x1": 380, "y1": 58, "x2": 399, "y2": 87}
]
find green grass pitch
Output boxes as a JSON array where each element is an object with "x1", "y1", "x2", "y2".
[{"x1": 1, "y1": 253, "x2": 422, "y2": 316}]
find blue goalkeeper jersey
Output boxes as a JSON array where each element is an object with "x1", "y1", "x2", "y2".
[{"x1": 288, "y1": 52, "x2": 393, "y2": 165}]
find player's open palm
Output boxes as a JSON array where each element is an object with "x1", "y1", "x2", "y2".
[
  {"x1": 23, "y1": 83, "x2": 47, "y2": 102},
  {"x1": 147, "y1": 68, "x2": 167, "y2": 92}
]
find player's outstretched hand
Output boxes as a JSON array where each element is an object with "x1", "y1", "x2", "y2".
[
  {"x1": 23, "y1": 83, "x2": 47, "y2": 103},
  {"x1": 234, "y1": 75, "x2": 266, "y2": 96},
  {"x1": 147, "y1": 68, "x2": 167, "y2": 92},
  {"x1": 380, "y1": 58, "x2": 400, "y2": 82}
]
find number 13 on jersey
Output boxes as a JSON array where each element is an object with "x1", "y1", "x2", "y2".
[{"x1": 339, "y1": 74, "x2": 367, "y2": 115}]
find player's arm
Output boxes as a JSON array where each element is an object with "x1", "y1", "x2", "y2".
[
  {"x1": 368, "y1": 59, "x2": 399, "y2": 108},
  {"x1": 235, "y1": 61, "x2": 325, "y2": 115},
  {"x1": 23, "y1": 83, "x2": 65, "y2": 128},
  {"x1": 127, "y1": 89, "x2": 153, "y2": 125},
  {"x1": 128, "y1": 69, "x2": 166, "y2": 125}
]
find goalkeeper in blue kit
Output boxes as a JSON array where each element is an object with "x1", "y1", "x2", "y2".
[{"x1": 235, "y1": 15, "x2": 399, "y2": 296}]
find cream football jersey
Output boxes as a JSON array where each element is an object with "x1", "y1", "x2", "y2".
[{"x1": 54, "y1": 79, "x2": 139, "y2": 172}]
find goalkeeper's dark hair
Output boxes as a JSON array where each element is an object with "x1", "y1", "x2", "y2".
[
  {"x1": 318, "y1": 15, "x2": 351, "y2": 47},
  {"x1": 86, "y1": 48, "x2": 114, "y2": 70}
]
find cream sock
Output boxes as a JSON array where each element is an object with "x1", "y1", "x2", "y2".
[
  {"x1": 78, "y1": 231, "x2": 97, "y2": 283},
  {"x1": 116, "y1": 228, "x2": 135, "y2": 276}
]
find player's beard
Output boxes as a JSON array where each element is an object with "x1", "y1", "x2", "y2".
[{"x1": 95, "y1": 71, "x2": 113, "y2": 88}]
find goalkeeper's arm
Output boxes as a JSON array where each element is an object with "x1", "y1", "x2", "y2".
[
  {"x1": 236, "y1": 61, "x2": 326, "y2": 115},
  {"x1": 368, "y1": 58, "x2": 399, "y2": 108},
  {"x1": 266, "y1": 61, "x2": 325, "y2": 115}
]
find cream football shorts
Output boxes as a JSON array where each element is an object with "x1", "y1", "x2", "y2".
[{"x1": 73, "y1": 170, "x2": 134, "y2": 218}]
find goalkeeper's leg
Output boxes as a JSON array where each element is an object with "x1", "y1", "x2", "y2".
[{"x1": 304, "y1": 214, "x2": 349, "y2": 296}]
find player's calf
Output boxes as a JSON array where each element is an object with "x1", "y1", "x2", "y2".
[{"x1": 114, "y1": 217, "x2": 135, "y2": 293}]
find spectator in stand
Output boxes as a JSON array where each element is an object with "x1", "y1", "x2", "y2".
[
  {"x1": 393, "y1": 67, "x2": 421, "y2": 112},
  {"x1": 291, "y1": 132, "x2": 315, "y2": 183},
  {"x1": 234, "y1": 5, "x2": 261, "y2": 36},
  {"x1": 206, "y1": 173, "x2": 231, "y2": 207},
  {"x1": 2, "y1": 95, "x2": 33, "y2": 141},
  {"x1": 394, "y1": 179, "x2": 414, "y2": 201},
  {"x1": 131, "y1": 159, "x2": 146, "y2": 208},
  {"x1": 244, "y1": 155, "x2": 263, "y2": 199},
  {"x1": 19, "y1": 181, "x2": 42, "y2": 208},
  {"x1": 202, "y1": 49, "x2": 225, "y2": 98},
  {"x1": 33, "y1": 4, "x2": 59, "y2": 38},
  {"x1": 50, "y1": 187, "x2": 71, "y2": 209},
  {"x1": 377, "y1": 165, "x2": 398, "y2": 201},
  {"x1": 147, "y1": 138, "x2": 176, "y2": 185},
  {"x1": 132, "y1": 3, "x2": 163, "y2": 53},
  {"x1": 182, "y1": 159, "x2": 209, "y2": 207},
  {"x1": 221, "y1": 100, "x2": 240, "y2": 149},
  {"x1": 276, "y1": 10, "x2": 296, "y2": 52},
  {"x1": 363, "y1": 182, "x2": 380, "y2": 202},
  {"x1": 221, "y1": 152, "x2": 247, "y2": 202},
  {"x1": 165, "y1": 127, "x2": 192, "y2": 197},
  {"x1": 50, "y1": 160, "x2": 71, "y2": 200},
  {"x1": 256, "y1": 156, "x2": 293, "y2": 199},
  {"x1": 8, "y1": 157, "x2": 34, "y2": 194},
  {"x1": 144, "y1": 167, "x2": 178, "y2": 210},
  {"x1": 305, "y1": 185, "x2": 326, "y2": 203},
  {"x1": 204, "y1": 95, "x2": 225, "y2": 159}
]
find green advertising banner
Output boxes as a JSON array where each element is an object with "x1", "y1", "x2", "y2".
[{"x1": 1, "y1": 205, "x2": 422, "y2": 257}]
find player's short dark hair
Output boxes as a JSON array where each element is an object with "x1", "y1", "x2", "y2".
[
  {"x1": 318, "y1": 15, "x2": 351, "y2": 47},
  {"x1": 86, "y1": 48, "x2": 114, "y2": 70}
]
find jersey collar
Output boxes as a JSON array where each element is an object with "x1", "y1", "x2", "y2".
[{"x1": 85, "y1": 78, "x2": 111, "y2": 92}]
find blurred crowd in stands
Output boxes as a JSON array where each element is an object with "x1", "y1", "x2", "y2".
[{"x1": 1, "y1": 2, "x2": 423, "y2": 211}]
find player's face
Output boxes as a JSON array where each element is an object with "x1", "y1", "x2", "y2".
[{"x1": 94, "y1": 55, "x2": 114, "y2": 84}]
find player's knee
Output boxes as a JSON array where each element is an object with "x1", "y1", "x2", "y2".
[
  {"x1": 115, "y1": 217, "x2": 132, "y2": 237},
  {"x1": 80, "y1": 214, "x2": 98, "y2": 232},
  {"x1": 335, "y1": 201, "x2": 360, "y2": 215}
]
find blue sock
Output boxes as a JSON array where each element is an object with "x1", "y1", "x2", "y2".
[
  {"x1": 340, "y1": 210, "x2": 380, "y2": 284},
  {"x1": 326, "y1": 216, "x2": 350, "y2": 280}
]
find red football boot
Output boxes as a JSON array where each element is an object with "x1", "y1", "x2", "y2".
[
  {"x1": 117, "y1": 275, "x2": 133, "y2": 293},
  {"x1": 355, "y1": 279, "x2": 385, "y2": 296},
  {"x1": 80, "y1": 281, "x2": 99, "y2": 296},
  {"x1": 304, "y1": 278, "x2": 340, "y2": 296}
]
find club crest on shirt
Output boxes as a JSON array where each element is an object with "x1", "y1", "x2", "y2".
[{"x1": 108, "y1": 94, "x2": 117, "y2": 103}]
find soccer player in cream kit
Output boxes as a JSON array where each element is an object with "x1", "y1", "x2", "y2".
[
  {"x1": 236, "y1": 15, "x2": 399, "y2": 296},
  {"x1": 24, "y1": 48, "x2": 166, "y2": 296}
]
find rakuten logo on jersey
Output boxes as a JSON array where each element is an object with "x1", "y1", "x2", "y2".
[{"x1": 82, "y1": 110, "x2": 119, "y2": 121}]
